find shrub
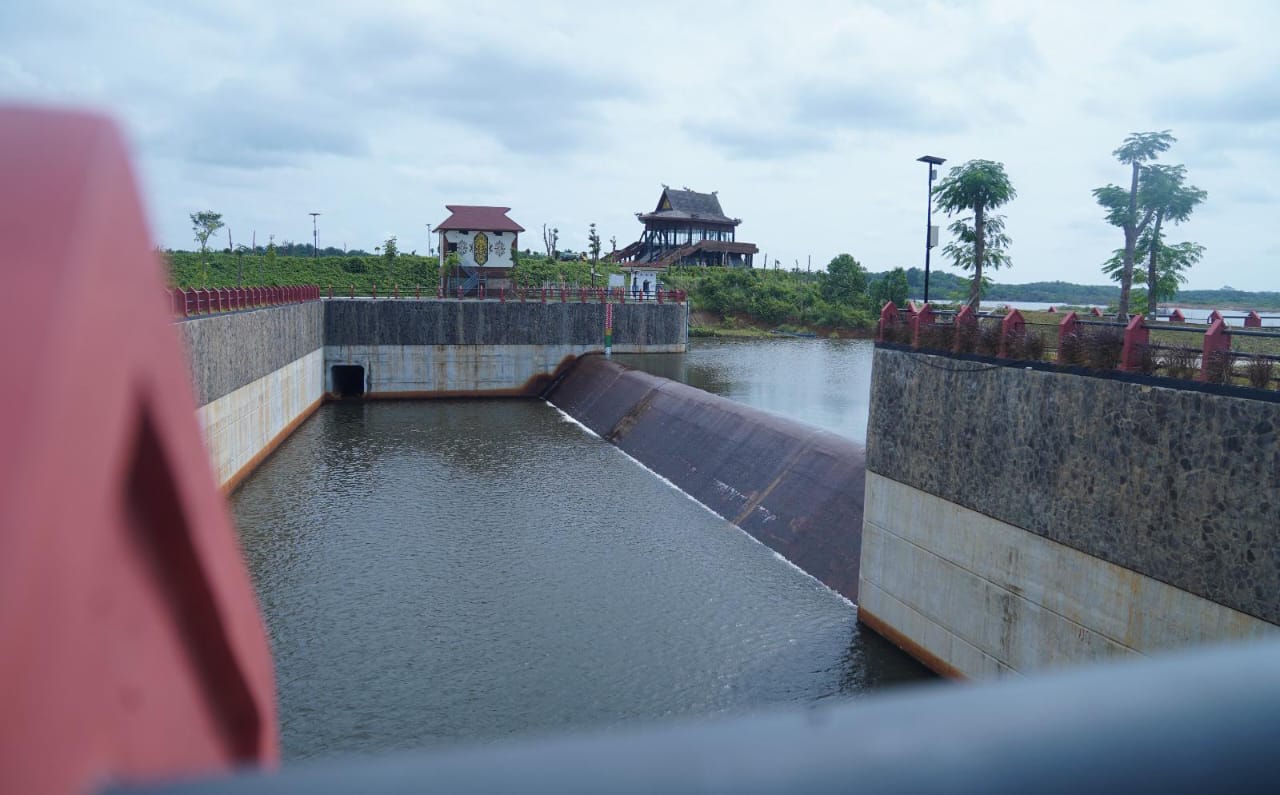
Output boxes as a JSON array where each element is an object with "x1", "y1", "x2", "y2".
[
  {"x1": 342, "y1": 256, "x2": 367, "y2": 274},
  {"x1": 918, "y1": 323, "x2": 955, "y2": 352},
  {"x1": 1202, "y1": 350, "x2": 1236, "y2": 385},
  {"x1": 1058, "y1": 332, "x2": 1085, "y2": 365},
  {"x1": 1161, "y1": 347, "x2": 1198, "y2": 380},
  {"x1": 1083, "y1": 327, "x2": 1124, "y2": 370},
  {"x1": 977, "y1": 321, "x2": 1003, "y2": 357},
  {"x1": 1246, "y1": 356, "x2": 1275, "y2": 390}
]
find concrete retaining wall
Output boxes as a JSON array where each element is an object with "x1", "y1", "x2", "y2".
[
  {"x1": 862, "y1": 346, "x2": 1280, "y2": 677},
  {"x1": 179, "y1": 303, "x2": 325, "y2": 490},
  {"x1": 547, "y1": 355, "x2": 866, "y2": 600}
]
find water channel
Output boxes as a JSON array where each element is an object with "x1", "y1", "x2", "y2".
[{"x1": 231, "y1": 388, "x2": 929, "y2": 761}]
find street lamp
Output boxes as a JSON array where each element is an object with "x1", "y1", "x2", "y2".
[
  {"x1": 916, "y1": 155, "x2": 945, "y2": 304},
  {"x1": 426, "y1": 223, "x2": 433, "y2": 257},
  {"x1": 309, "y1": 212, "x2": 321, "y2": 259}
]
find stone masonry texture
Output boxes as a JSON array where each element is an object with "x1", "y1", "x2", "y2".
[
  {"x1": 179, "y1": 302, "x2": 323, "y2": 406},
  {"x1": 323, "y1": 300, "x2": 685, "y2": 347},
  {"x1": 866, "y1": 346, "x2": 1280, "y2": 624}
]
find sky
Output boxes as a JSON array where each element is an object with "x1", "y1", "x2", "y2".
[{"x1": 2, "y1": 0, "x2": 1278, "y2": 290}]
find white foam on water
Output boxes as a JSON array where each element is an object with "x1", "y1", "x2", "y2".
[{"x1": 545, "y1": 401, "x2": 856, "y2": 609}]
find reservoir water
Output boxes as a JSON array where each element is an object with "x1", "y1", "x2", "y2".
[
  {"x1": 614, "y1": 338, "x2": 876, "y2": 443},
  {"x1": 231, "y1": 399, "x2": 929, "y2": 760}
]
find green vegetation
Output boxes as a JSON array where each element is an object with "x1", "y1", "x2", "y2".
[
  {"x1": 662, "y1": 256, "x2": 878, "y2": 335},
  {"x1": 933, "y1": 159, "x2": 1018, "y2": 309}
]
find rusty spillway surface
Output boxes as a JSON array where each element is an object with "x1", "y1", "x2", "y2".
[{"x1": 545, "y1": 354, "x2": 868, "y2": 601}]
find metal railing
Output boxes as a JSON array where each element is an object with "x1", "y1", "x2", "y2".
[
  {"x1": 168, "y1": 285, "x2": 320, "y2": 318},
  {"x1": 326, "y1": 283, "x2": 687, "y2": 304}
]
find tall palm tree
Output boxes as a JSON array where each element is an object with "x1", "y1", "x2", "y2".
[
  {"x1": 1139, "y1": 163, "x2": 1206, "y2": 318},
  {"x1": 1094, "y1": 130, "x2": 1175, "y2": 316},
  {"x1": 933, "y1": 160, "x2": 1017, "y2": 310}
]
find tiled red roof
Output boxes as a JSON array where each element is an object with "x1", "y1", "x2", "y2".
[{"x1": 435, "y1": 205, "x2": 524, "y2": 233}]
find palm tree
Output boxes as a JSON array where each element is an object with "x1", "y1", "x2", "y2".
[
  {"x1": 1093, "y1": 130, "x2": 1175, "y2": 316},
  {"x1": 933, "y1": 160, "x2": 1017, "y2": 310},
  {"x1": 1138, "y1": 163, "x2": 1206, "y2": 318}
]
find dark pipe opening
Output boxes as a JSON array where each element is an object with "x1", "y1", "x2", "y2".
[{"x1": 332, "y1": 365, "x2": 365, "y2": 398}]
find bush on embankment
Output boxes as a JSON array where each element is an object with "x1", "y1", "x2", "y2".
[{"x1": 661, "y1": 263, "x2": 876, "y2": 336}]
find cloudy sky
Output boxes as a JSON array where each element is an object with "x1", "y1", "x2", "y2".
[{"x1": 2, "y1": 0, "x2": 1277, "y2": 289}]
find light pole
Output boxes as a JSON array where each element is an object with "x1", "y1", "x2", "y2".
[
  {"x1": 426, "y1": 223, "x2": 433, "y2": 257},
  {"x1": 916, "y1": 155, "x2": 945, "y2": 304},
  {"x1": 309, "y1": 212, "x2": 321, "y2": 259}
]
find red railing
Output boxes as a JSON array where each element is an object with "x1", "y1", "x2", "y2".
[{"x1": 167, "y1": 284, "x2": 320, "y2": 319}]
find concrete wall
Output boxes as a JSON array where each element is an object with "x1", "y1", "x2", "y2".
[
  {"x1": 862, "y1": 346, "x2": 1279, "y2": 677},
  {"x1": 547, "y1": 355, "x2": 866, "y2": 600},
  {"x1": 179, "y1": 299, "x2": 688, "y2": 485},
  {"x1": 178, "y1": 302, "x2": 325, "y2": 490},
  {"x1": 323, "y1": 299, "x2": 687, "y2": 397}
]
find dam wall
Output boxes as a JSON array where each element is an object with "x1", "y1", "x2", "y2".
[
  {"x1": 862, "y1": 345, "x2": 1279, "y2": 677},
  {"x1": 323, "y1": 299, "x2": 687, "y2": 397},
  {"x1": 178, "y1": 301, "x2": 325, "y2": 491},
  {"x1": 180, "y1": 299, "x2": 687, "y2": 488},
  {"x1": 546, "y1": 355, "x2": 866, "y2": 600}
]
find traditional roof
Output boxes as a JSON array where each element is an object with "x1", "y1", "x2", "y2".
[
  {"x1": 436, "y1": 205, "x2": 525, "y2": 233},
  {"x1": 639, "y1": 187, "x2": 738, "y2": 225}
]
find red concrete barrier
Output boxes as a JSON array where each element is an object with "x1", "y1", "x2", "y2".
[
  {"x1": 1207, "y1": 309, "x2": 1223, "y2": 326},
  {"x1": 0, "y1": 106, "x2": 277, "y2": 795},
  {"x1": 1119, "y1": 314, "x2": 1150, "y2": 372},
  {"x1": 953, "y1": 305, "x2": 977, "y2": 353},
  {"x1": 910, "y1": 303, "x2": 934, "y2": 348},
  {"x1": 999, "y1": 309, "x2": 1026, "y2": 358},
  {"x1": 1057, "y1": 311, "x2": 1082, "y2": 362},
  {"x1": 1090, "y1": 306, "x2": 1103, "y2": 317},
  {"x1": 1202, "y1": 319, "x2": 1232, "y2": 381},
  {"x1": 877, "y1": 301, "x2": 899, "y2": 342},
  {"x1": 1170, "y1": 308, "x2": 1186, "y2": 323},
  {"x1": 1246, "y1": 311, "x2": 1262, "y2": 328}
]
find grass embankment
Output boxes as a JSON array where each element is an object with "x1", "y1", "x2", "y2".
[{"x1": 165, "y1": 251, "x2": 625, "y2": 291}]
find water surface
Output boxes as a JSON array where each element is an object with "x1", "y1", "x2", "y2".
[{"x1": 232, "y1": 400, "x2": 928, "y2": 760}]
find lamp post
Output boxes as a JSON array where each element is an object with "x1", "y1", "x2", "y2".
[
  {"x1": 426, "y1": 223, "x2": 433, "y2": 257},
  {"x1": 308, "y1": 212, "x2": 321, "y2": 259},
  {"x1": 916, "y1": 155, "x2": 945, "y2": 304}
]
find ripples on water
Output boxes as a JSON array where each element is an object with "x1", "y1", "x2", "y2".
[{"x1": 232, "y1": 399, "x2": 928, "y2": 760}]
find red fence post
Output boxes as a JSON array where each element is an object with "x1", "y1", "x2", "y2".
[
  {"x1": 415, "y1": 284, "x2": 421, "y2": 299},
  {"x1": 910, "y1": 303, "x2": 934, "y2": 348},
  {"x1": 560, "y1": 287, "x2": 567, "y2": 303},
  {"x1": 350, "y1": 284, "x2": 356, "y2": 299},
  {"x1": 500, "y1": 286, "x2": 506, "y2": 303},
  {"x1": 479, "y1": 283, "x2": 485, "y2": 300},
  {"x1": 999, "y1": 309, "x2": 1026, "y2": 358},
  {"x1": 953, "y1": 305, "x2": 977, "y2": 352},
  {"x1": 1119, "y1": 314, "x2": 1150, "y2": 372},
  {"x1": 1201, "y1": 319, "x2": 1232, "y2": 381},
  {"x1": 1047, "y1": 305, "x2": 1057, "y2": 313},
  {"x1": 457, "y1": 284, "x2": 463, "y2": 300},
  {"x1": 541, "y1": 287, "x2": 547, "y2": 303},
  {"x1": 877, "y1": 301, "x2": 899, "y2": 342},
  {"x1": 1090, "y1": 306, "x2": 1103, "y2": 317},
  {"x1": 1057, "y1": 311, "x2": 1081, "y2": 363},
  {"x1": 1207, "y1": 309, "x2": 1223, "y2": 326},
  {"x1": 1170, "y1": 308, "x2": 1185, "y2": 323},
  {"x1": 1245, "y1": 311, "x2": 1262, "y2": 328}
]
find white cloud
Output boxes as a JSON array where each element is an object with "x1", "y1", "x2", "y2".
[{"x1": 1, "y1": 0, "x2": 1277, "y2": 290}]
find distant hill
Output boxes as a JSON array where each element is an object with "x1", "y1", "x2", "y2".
[{"x1": 876, "y1": 267, "x2": 1280, "y2": 309}]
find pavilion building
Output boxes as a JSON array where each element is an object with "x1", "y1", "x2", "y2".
[
  {"x1": 435, "y1": 205, "x2": 524, "y2": 295},
  {"x1": 613, "y1": 187, "x2": 758, "y2": 272}
]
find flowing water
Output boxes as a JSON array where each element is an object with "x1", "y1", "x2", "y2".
[{"x1": 231, "y1": 399, "x2": 929, "y2": 760}]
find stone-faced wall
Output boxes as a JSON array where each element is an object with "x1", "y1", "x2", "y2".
[
  {"x1": 867, "y1": 345, "x2": 1280, "y2": 627},
  {"x1": 324, "y1": 299, "x2": 686, "y2": 351},
  {"x1": 179, "y1": 301, "x2": 324, "y2": 405}
]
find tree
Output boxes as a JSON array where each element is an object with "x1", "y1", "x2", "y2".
[
  {"x1": 1094, "y1": 130, "x2": 1175, "y2": 316},
  {"x1": 1102, "y1": 234, "x2": 1204, "y2": 314},
  {"x1": 542, "y1": 224, "x2": 559, "y2": 258},
  {"x1": 1137, "y1": 163, "x2": 1205, "y2": 317},
  {"x1": 190, "y1": 211, "x2": 224, "y2": 285},
  {"x1": 941, "y1": 213, "x2": 1012, "y2": 298},
  {"x1": 933, "y1": 160, "x2": 1017, "y2": 310},
  {"x1": 868, "y1": 267, "x2": 910, "y2": 309},
  {"x1": 821, "y1": 253, "x2": 868, "y2": 305},
  {"x1": 588, "y1": 223, "x2": 601, "y2": 264},
  {"x1": 383, "y1": 235, "x2": 398, "y2": 260}
]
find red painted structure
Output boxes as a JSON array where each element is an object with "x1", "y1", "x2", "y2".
[
  {"x1": 1119, "y1": 314, "x2": 1150, "y2": 372},
  {"x1": 998, "y1": 309, "x2": 1025, "y2": 358},
  {"x1": 0, "y1": 107, "x2": 278, "y2": 795}
]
